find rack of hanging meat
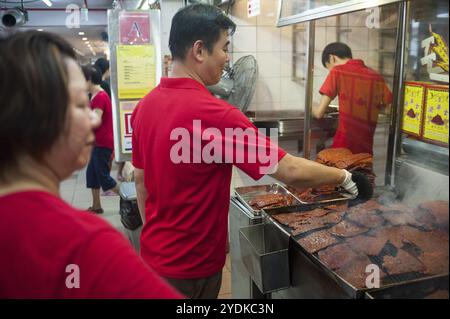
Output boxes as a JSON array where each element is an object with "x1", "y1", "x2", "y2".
[{"x1": 262, "y1": 148, "x2": 449, "y2": 299}]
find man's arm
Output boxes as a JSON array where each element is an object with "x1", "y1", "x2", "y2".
[
  {"x1": 134, "y1": 168, "x2": 147, "y2": 224},
  {"x1": 312, "y1": 94, "x2": 333, "y2": 119},
  {"x1": 270, "y1": 154, "x2": 346, "y2": 189}
]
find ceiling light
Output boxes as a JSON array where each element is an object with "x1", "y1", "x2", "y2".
[
  {"x1": 78, "y1": 31, "x2": 85, "y2": 35},
  {"x1": 42, "y1": 0, "x2": 52, "y2": 7},
  {"x1": 82, "y1": 37, "x2": 87, "y2": 41},
  {"x1": 37, "y1": 28, "x2": 43, "y2": 31}
]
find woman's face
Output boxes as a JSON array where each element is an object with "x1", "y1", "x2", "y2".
[{"x1": 45, "y1": 59, "x2": 100, "y2": 180}]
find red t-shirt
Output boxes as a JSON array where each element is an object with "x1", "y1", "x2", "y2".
[
  {"x1": 319, "y1": 59, "x2": 393, "y2": 154},
  {"x1": 0, "y1": 191, "x2": 183, "y2": 299},
  {"x1": 132, "y1": 78, "x2": 286, "y2": 279},
  {"x1": 91, "y1": 90, "x2": 114, "y2": 150}
]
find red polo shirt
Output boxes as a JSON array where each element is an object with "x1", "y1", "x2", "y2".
[
  {"x1": 0, "y1": 191, "x2": 183, "y2": 299},
  {"x1": 320, "y1": 59, "x2": 392, "y2": 154},
  {"x1": 91, "y1": 90, "x2": 114, "y2": 150},
  {"x1": 132, "y1": 77, "x2": 286, "y2": 279}
]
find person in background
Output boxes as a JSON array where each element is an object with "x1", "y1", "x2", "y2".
[
  {"x1": 312, "y1": 42, "x2": 393, "y2": 155},
  {"x1": 132, "y1": 4, "x2": 364, "y2": 299},
  {"x1": 94, "y1": 57, "x2": 111, "y2": 98},
  {"x1": 0, "y1": 31, "x2": 183, "y2": 299},
  {"x1": 94, "y1": 57, "x2": 126, "y2": 181},
  {"x1": 82, "y1": 65, "x2": 118, "y2": 214}
]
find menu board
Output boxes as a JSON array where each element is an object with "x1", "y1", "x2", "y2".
[
  {"x1": 402, "y1": 82, "x2": 425, "y2": 137},
  {"x1": 423, "y1": 86, "x2": 449, "y2": 145},
  {"x1": 116, "y1": 44, "x2": 156, "y2": 99}
]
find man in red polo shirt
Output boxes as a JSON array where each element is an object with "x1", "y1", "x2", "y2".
[
  {"x1": 132, "y1": 4, "x2": 365, "y2": 299},
  {"x1": 313, "y1": 42, "x2": 393, "y2": 154}
]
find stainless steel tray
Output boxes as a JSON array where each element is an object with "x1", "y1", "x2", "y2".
[
  {"x1": 234, "y1": 184, "x2": 302, "y2": 216},
  {"x1": 292, "y1": 188, "x2": 356, "y2": 205}
]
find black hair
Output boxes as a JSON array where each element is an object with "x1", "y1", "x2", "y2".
[
  {"x1": 94, "y1": 57, "x2": 109, "y2": 75},
  {"x1": 169, "y1": 3, "x2": 236, "y2": 60},
  {"x1": 82, "y1": 64, "x2": 103, "y2": 85},
  {"x1": 321, "y1": 42, "x2": 353, "y2": 67},
  {"x1": 0, "y1": 31, "x2": 76, "y2": 176}
]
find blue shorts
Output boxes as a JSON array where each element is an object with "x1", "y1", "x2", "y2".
[{"x1": 86, "y1": 146, "x2": 117, "y2": 191}]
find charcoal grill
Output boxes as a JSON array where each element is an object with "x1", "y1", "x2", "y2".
[{"x1": 261, "y1": 192, "x2": 449, "y2": 299}]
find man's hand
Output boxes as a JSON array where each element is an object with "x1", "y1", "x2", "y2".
[{"x1": 339, "y1": 169, "x2": 358, "y2": 198}]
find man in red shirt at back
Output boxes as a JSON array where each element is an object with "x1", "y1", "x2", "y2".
[
  {"x1": 132, "y1": 4, "x2": 366, "y2": 299},
  {"x1": 313, "y1": 42, "x2": 393, "y2": 155}
]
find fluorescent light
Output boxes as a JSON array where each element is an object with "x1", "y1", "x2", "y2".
[
  {"x1": 37, "y1": 29, "x2": 44, "y2": 31},
  {"x1": 42, "y1": 0, "x2": 52, "y2": 7},
  {"x1": 82, "y1": 37, "x2": 87, "y2": 41},
  {"x1": 78, "y1": 32, "x2": 85, "y2": 35},
  {"x1": 437, "y1": 13, "x2": 449, "y2": 18}
]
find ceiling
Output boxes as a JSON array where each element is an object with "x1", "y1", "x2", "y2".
[
  {"x1": 0, "y1": 0, "x2": 116, "y2": 10},
  {"x1": 0, "y1": 1, "x2": 148, "y2": 61},
  {"x1": 20, "y1": 25, "x2": 110, "y2": 61}
]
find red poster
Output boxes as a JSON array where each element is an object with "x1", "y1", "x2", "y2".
[
  {"x1": 119, "y1": 12, "x2": 150, "y2": 44},
  {"x1": 124, "y1": 113, "x2": 133, "y2": 136}
]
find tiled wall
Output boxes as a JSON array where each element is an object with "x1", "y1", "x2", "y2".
[
  {"x1": 230, "y1": 0, "x2": 305, "y2": 113},
  {"x1": 229, "y1": 1, "x2": 399, "y2": 187}
]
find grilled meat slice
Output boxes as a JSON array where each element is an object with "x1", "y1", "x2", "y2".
[
  {"x1": 373, "y1": 226, "x2": 421, "y2": 248},
  {"x1": 329, "y1": 220, "x2": 369, "y2": 238},
  {"x1": 382, "y1": 211, "x2": 425, "y2": 228},
  {"x1": 248, "y1": 194, "x2": 294, "y2": 209},
  {"x1": 322, "y1": 211, "x2": 345, "y2": 224},
  {"x1": 383, "y1": 250, "x2": 426, "y2": 275},
  {"x1": 335, "y1": 255, "x2": 380, "y2": 289},
  {"x1": 297, "y1": 230, "x2": 339, "y2": 254},
  {"x1": 347, "y1": 235, "x2": 389, "y2": 256},
  {"x1": 291, "y1": 220, "x2": 327, "y2": 236},
  {"x1": 325, "y1": 202, "x2": 349, "y2": 213},
  {"x1": 346, "y1": 210, "x2": 384, "y2": 228},
  {"x1": 418, "y1": 251, "x2": 449, "y2": 275},
  {"x1": 318, "y1": 243, "x2": 359, "y2": 270},
  {"x1": 418, "y1": 200, "x2": 449, "y2": 228}
]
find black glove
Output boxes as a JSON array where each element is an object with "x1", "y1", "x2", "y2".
[{"x1": 351, "y1": 171, "x2": 373, "y2": 200}]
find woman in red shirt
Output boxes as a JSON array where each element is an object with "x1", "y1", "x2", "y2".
[{"x1": 0, "y1": 31, "x2": 182, "y2": 299}]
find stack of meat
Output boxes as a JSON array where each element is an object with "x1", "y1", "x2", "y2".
[
  {"x1": 288, "y1": 148, "x2": 376, "y2": 203},
  {"x1": 316, "y1": 148, "x2": 376, "y2": 186}
]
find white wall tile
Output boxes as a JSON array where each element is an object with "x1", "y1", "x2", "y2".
[
  {"x1": 233, "y1": 26, "x2": 257, "y2": 53},
  {"x1": 256, "y1": 77, "x2": 281, "y2": 103},
  {"x1": 326, "y1": 16, "x2": 338, "y2": 27},
  {"x1": 368, "y1": 30, "x2": 380, "y2": 51},
  {"x1": 257, "y1": 52, "x2": 281, "y2": 78},
  {"x1": 281, "y1": 51, "x2": 293, "y2": 77},
  {"x1": 326, "y1": 27, "x2": 337, "y2": 44},
  {"x1": 280, "y1": 26, "x2": 293, "y2": 52},
  {"x1": 315, "y1": 27, "x2": 327, "y2": 51},
  {"x1": 347, "y1": 27, "x2": 369, "y2": 51},
  {"x1": 257, "y1": 0, "x2": 278, "y2": 27},
  {"x1": 257, "y1": 26, "x2": 281, "y2": 52},
  {"x1": 348, "y1": 10, "x2": 370, "y2": 27},
  {"x1": 313, "y1": 51, "x2": 327, "y2": 77},
  {"x1": 281, "y1": 77, "x2": 305, "y2": 103},
  {"x1": 281, "y1": 100, "x2": 305, "y2": 111}
]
